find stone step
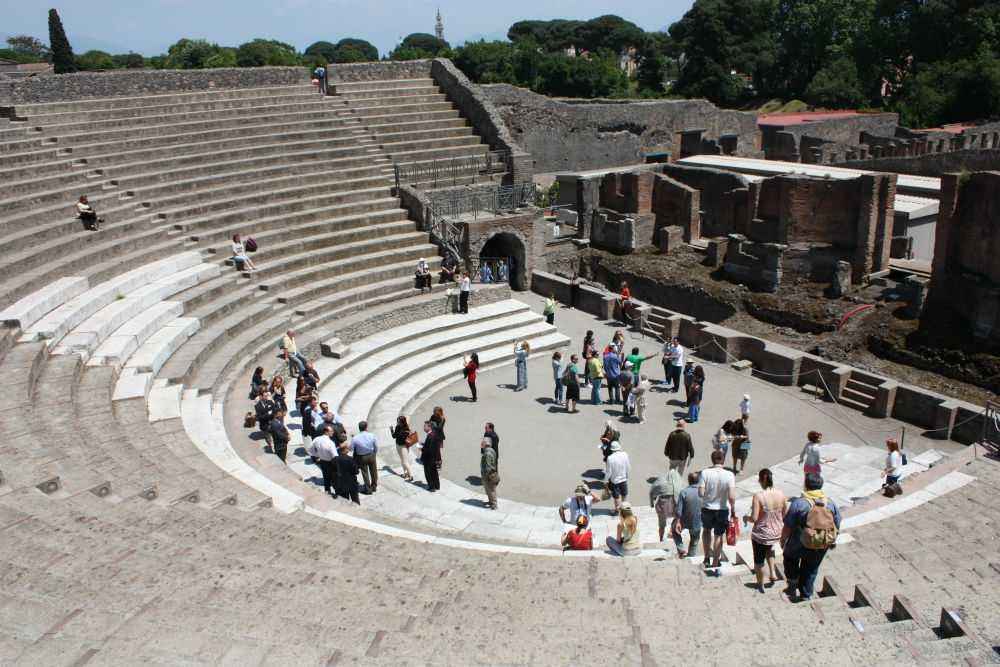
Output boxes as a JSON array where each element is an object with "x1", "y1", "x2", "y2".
[
  {"x1": 364, "y1": 115, "x2": 469, "y2": 135},
  {"x1": 845, "y1": 378, "x2": 878, "y2": 399},
  {"x1": 257, "y1": 241, "x2": 438, "y2": 294},
  {"x1": 371, "y1": 125, "x2": 475, "y2": 145},
  {"x1": 337, "y1": 309, "x2": 542, "y2": 421},
  {"x1": 188, "y1": 309, "x2": 293, "y2": 395},
  {"x1": 76, "y1": 121, "x2": 368, "y2": 171},
  {"x1": 12, "y1": 83, "x2": 315, "y2": 116},
  {"x1": 26, "y1": 97, "x2": 337, "y2": 136},
  {"x1": 378, "y1": 134, "x2": 484, "y2": 153},
  {"x1": 333, "y1": 83, "x2": 439, "y2": 99},
  {"x1": 841, "y1": 386, "x2": 875, "y2": 407},
  {"x1": 85, "y1": 300, "x2": 186, "y2": 370},
  {"x1": 336, "y1": 93, "x2": 447, "y2": 108},
  {"x1": 20, "y1": 251, "x2": 203, "y2": 346},
  {"x1": 125, "y1": 317, "x2": 200, "y2": 375},
  {"x1": 157, "y1": 301, "x2": 276, "y2": 386},
  {"x1": 348, "y1": 101, "x2": 459, "y2": 118},
  {"x1": 331, "y1": 78, "x2": 434, "y2": 93},
  {"x1": 837, "y1": 392, "x2": 871, "y2": 413},
  {"x1": 388, "y1": 142, "x2": 490, "y2": 165},
  {"x1": 50, "y1": 106, "x2": 354, "y2": 148},
  {"x1": 201, "y1": 207, "x2": 408, "y2": 250},
  {"x1": 283, "y1": 256, "x2": 442, "y2": 310},
  {"x1": 60, "y1": 114, "x2": 358, "y2": 161},
  {"x1": 177, "y1": 193, "x2": 400, "y2": 238},
  {"x1": 359, "y1": 324, "x2": 566, "y2": 431},
  {"x1": 53, "y1": 263, "x2": 218, "y2": 362},
  {"x1": 250, "y1": 230, "x2": 429, "y2": 281},
  {"x1": 0, "y1": 276, "x2": 89, "y2": 331},
  {"x1": 19, "y1": 90, "x2": 324, "y2": 128}
]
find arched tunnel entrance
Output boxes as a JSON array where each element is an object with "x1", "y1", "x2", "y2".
[{"x1": 479, "y1": 232, "x2": 527, "y2": 291}]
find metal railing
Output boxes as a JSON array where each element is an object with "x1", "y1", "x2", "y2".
[
  {"x1": 393, "y1": 149, "x2": 511, "y2": 190},
  {"x1": 430, "y1": 182, "x2": 536, "y2": 221},
  {"x1": 425, "y1": 182, "x2": 537, "y2": 266}
]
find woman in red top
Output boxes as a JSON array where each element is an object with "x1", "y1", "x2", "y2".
[
  {"x1": 562, "y1": 514, "x2": 593, "y2": 551},
  {"x1": 462, "y1": 352, "x2": 480, "y2": 402}
]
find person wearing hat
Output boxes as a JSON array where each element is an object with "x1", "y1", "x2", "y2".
[
  {"x1": 664, "y1": 420, "x2": 695, "y2": 475},
  {"x1": 559, "y1": 482, "x2": 601, "y2": 524},
  {"x1": 415, "y1": 258, "x2": 431, "y2": 292},
  {"x1": 605, "y1": 441, "x2": 631, "y2": 514},
  {"x1": 562, "y1": 514, "x2": 593, "y2": 551},
  {"x1": 606, "y1": 501, "x2": 641, "y2": 556}
]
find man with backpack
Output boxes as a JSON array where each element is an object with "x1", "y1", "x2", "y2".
[{"x1": 780, "y1": 473, "x2": 842, "y2": 601}]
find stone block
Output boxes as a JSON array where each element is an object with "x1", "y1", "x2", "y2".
[
  {"x1": 320, "y1": 337, "x2": 350, "y2": 358},
  {"x1": 658, "y1": 225, "x2": 684, "y2": 254},
  {"x1": 730, "y1": 359, "x2": 753, "y2": 375},
  {"x1": 706, "y1": 238, "x2": 728, "y2": 268}
]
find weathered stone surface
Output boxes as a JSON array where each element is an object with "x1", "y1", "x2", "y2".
[
  {"x1": 2, "y1": 67, "x2": 308, "y2": 104},
  {"x1": 482, "y1": 82, "x2": 761, "y2": 173}
]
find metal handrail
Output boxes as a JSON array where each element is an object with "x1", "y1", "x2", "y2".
[
  {"x1": 430, "y1": 182, "x2": 536, "y2": 221},
  {"x1": 394, "y1": 149, "x2": 511, "y2": 190}
]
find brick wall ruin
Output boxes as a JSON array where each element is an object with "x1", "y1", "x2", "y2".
[{"x1": 925, "y1": 171, "x2": 1000, "y2": 344}]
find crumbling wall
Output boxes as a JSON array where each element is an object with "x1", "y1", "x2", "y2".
[
  {"x1": 481, "y1": 83, "x2": 761, "y2": 173},
  {"x1": 925, "y1": 172, "x2": 1000, "y2": 343},
  {"x1": 660, "y1": 164, "x2": 753, "y2": 238},
  {"x1": 651, "y1": 174, "x2": 700, "y2": 242},
  {"x1": 761, "y1": 113, "x2": 898, "y2": 161},
  {"x1": 599, "y1": 171, "x2": 653, "y2": 214}
]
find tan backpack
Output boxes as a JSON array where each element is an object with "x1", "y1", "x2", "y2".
[{"x1": 800, "y1": 497, "x2": 838, "y2": 550}]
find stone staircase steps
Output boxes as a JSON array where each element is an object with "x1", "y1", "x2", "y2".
[{"x1": 12, "y1": 84, "x2": 315, "y2": 116}]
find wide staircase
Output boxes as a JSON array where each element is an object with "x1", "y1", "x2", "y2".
[{"x1": 0, "y1": 76, "x2": 998, "y2": 665}]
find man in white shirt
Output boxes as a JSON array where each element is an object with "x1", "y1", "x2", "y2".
[
  {"x1": 605, "y1": 441, "x2": 631, "y2": 513},
  {"x1": 459, "y1": 272, "x2": 471, "y2": 314},
  {"x1": 558, "y1": 483, "x2": 601, "y2": 524},
  {"x1": 308, "y1": 425, "x2": 338, "y2": 496},
  {"x1": 662, "y1": 337, "x2": 684, "y2": 392},
  {"x1": 698, "y1": 449, "x2": 736, "y2": 568}
]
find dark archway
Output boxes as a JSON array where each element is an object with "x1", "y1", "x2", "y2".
[{"x1": 479, "y1": 232, "x2": 527, "y2": 291}]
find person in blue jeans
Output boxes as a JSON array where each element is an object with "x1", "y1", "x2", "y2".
[
  {"x1": 603, "y1": 347, "x2": 622, "y2": 404},
  {"x1": 781, "y1": 473, "x2": 841, "y2": 601},
  {"x1": 687, "y1": 380, "x2": 702, "y2": 422},
  {"x1": 551, "y1": 351, "x2": 564, "y2": 405}
]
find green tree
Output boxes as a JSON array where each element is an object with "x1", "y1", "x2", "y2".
[
  {"x1": 804, "y1": 56, "x2": 865, "y2": 107},
  {"x1": 6, "y1": 35, "x2": 50, "y2": 61},
  {"x1": 76, "y1": 50, "x2": 115, "y2": 71},
  {"x1": 452, "y1": 40, "x2": 518, "y2": 84},
  {"x1": 304, "y1": 40, "x2": 338, "y2": 62},
  {"x1": 333, "y1": 38, "x2": 378, "y2": 62},
  {"x1": 575, "y1": 15, "x2": 644, "y2": 54},
  {"x1": 47, "y1": 8, "x2": 77, "y2": 74},
  {"x1": 536, "y1": 50, "x2": 628, "y2": 98},
  {"x1": 205, "y1": 48, "x2": 237, "y2": 68},
  {"x1": 235, "y1": 39, "x2": 300, "y2": 67},
  {"x1": 111, "y1": 53, "x2": 146, "y2": 69},
  {"x1": 390, "y1": 33, "x2": 449, "y2": 59},
  {"x1": 163, "y1": 39, "x2": 222, "y2": 69},
  {"x1": 508, "y1": 19, "x2": 583, "y2": 52}
]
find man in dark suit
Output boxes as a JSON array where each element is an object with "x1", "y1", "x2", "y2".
[
  {"x1": 333, "y1": 442, "x2": 360, "y2": 504},
  {"x1": 421, "y1": 421, "x2": 443, "y2": 492}
]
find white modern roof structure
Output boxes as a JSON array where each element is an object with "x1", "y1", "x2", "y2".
[{"x1": 677, "y1": 154, "x2": 941, "y2": 198}]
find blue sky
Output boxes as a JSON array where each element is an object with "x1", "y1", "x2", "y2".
[{"x1": 2, "y1": 1, "x2": 694, "y2": 57}]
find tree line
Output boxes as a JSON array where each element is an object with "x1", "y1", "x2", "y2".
[{"x1": 9, "y1": 5, "x2": 999, "y2": 127}]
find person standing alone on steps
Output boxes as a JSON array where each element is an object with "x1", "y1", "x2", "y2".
[
  {"x1": 513, "y1": 340, "x2": 530, "y2": 391},
  {"x1": 462, "y1": 353, "x2": 479, "y2": 402},
  {"x1": 480, "y1": 437, "x2": 499, "y2": 510},
  {"x1": 459, "y1": 272, "x2": 471, "y2": 313}
]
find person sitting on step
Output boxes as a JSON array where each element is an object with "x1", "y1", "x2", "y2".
[{"x1": 76, "y1": 195, "x2": 102, "y2": 231}]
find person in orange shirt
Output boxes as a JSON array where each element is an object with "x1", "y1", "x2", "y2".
[{"x1": 618, "y1": 281, "x2": 633, "y2": 321}]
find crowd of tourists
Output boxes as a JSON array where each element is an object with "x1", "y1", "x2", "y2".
[{"x1": 240, "y1": 286, "x2": 911, "y2": 603}]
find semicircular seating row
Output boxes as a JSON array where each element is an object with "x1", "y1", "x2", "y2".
[
  {"x1": 1, "y1": 83, "x2": 999, "y2": 664},
  {"x1": 0, "y1": 77, "x2": 491, "y2": 506}
]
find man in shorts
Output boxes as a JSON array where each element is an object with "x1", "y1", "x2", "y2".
[
  {"x1": 698, "y1": 449, "x2": 736, "y2": 569},
  {"x1": 605, "y1": 441, "x2": 631, "y2": 514}
]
